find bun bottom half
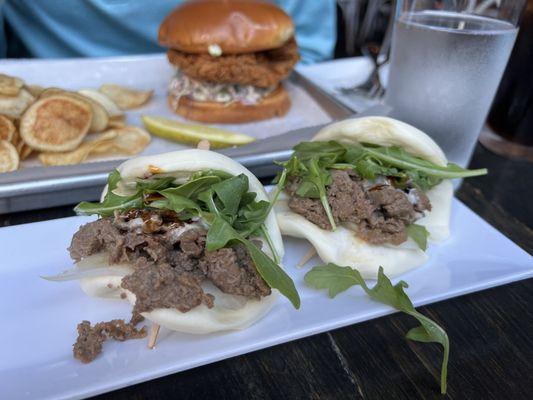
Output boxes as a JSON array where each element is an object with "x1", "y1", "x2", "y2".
[
  {"x1": 274, "y1": 180, "x2": 453, "y2": 279},
  {"x1": 168, "y1": 85, "x2": 291, "y2": 123}
]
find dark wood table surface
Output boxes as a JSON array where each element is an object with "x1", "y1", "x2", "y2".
[{"x1": 2, "y1": 144, "x2": 532, "y2": 399}]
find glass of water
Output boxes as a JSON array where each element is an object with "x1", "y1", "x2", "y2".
[{"x1": 384, "y1": 0, "x2": 526, "y2": 167}]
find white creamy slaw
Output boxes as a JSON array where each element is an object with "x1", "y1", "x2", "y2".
[{"x1": 169, "y1": 70, "x2": 274, "y2": 105}]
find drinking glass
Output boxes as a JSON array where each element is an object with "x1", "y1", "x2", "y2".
[
  {"x1": 482, "y1": 0, "x2": 533, "y2": 161},
  {"x1": 384, "y1": 0, "x2": 526, "y2": 167}
]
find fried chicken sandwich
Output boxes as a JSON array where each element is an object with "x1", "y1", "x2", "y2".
[{"x1": 158, "y1": 0, "x2": 299, "y2": 123}]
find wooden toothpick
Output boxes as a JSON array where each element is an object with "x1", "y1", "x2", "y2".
[
  {"x1": 148, "y1": 323, "x2": 161, "y2": 349},
  {"x1": 297, "y1": 246, "x2": 317, "y2": 268},
  {"x1": 197, "y1": 140, "x2": 211, "y2": 150}
]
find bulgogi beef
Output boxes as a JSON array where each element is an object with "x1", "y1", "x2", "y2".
[
  {"x1": 287, "y1": 169, "x2": 431, "y2": 245},
  {"x1": 200, "y1": 244, "x2": 271, "y2": 298},
  {"x1": 73, "y1": 319, "x2": 146, "y2": 363},
  {"x1": 122, "y1": 265, "x2": 215, "y2": 315},
  {"x1": 70, "y1": 208, "x2": 272, "y2": 363},
  {"x1": 69, "y1": 209, "x2": 271, "y2": 312}
]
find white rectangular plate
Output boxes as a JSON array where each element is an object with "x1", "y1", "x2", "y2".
[{"x1": 0, "y1": 199, "x2": 531, "y2": 400}]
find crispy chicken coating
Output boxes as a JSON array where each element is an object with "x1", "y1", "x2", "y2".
[{"x1": 167, "y1": 38, "x2": 299, "y2": 88}]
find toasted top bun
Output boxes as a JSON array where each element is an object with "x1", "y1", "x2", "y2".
[
  {"x1": 275, "y1": 116, "x2": 453, "y2": 278},
  {"x1": 81, "y1": 149, "x2": 284, "y2": 334},
  {"x1": 158, "y1": 0, "x2": 295, "y2": 54},
  {"x1": 313, "y1": 116, "x2": 447, "y2": 166}
]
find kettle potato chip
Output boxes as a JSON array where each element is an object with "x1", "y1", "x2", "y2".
[
  {"x1": 0, "y1": 89, "x2": 35, "y2": 119},
  {"x1": 0, "y1": 140, "x2": 19, "y2": 172},
  {"x1": 39, "y1": 125, "x2": 150, "y2": 166},
  {"x1": 46, "y1": 90, "x2": 109, "y2": 133},
  {"x1": 0, "y1": 115, "x2": 15, "y2": 141},
  {"x1": 78, "y1": 89, "x2": 123, "y2": 118},
  {"x1": 0, "y1": 74, "x2": 24, "y2": 96},
  {"x1": 98, "y1": 84, "x2": 153, "y2": 110},
  {"x1": 20, "y1": 94, "x2": 92, "y2": 152},
  {"x1": 19, "y1": 143, "x2": 33, "y2": 160},
  {"x1": 25, "y1": 84, "x2": 45, "y2": 98}
]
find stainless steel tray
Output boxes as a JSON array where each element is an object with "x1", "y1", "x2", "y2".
[{"x1": 0, "y1": 65, "x2": 355, "y2": 214}]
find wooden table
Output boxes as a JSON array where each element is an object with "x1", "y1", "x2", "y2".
[{"x1": 2, "y1": 144, "x2": 532, "y2": 399}]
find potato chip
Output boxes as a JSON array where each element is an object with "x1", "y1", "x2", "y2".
[
  {"x1": 0, "y1": 89, "x2": 35, "y2": 119},
  {"x1": 107, "y1": 115, "x2": 126, "y2": 128},
  {"x1": 39, "y1": 137, "x2": 114, "y2": 166},
  {"x1": 78, "y1": 89, "x2": 123, "y2": 117},
  {"x1": 15, "y1": 135, "x2": 24, "y2": 153},
  {"x1": 38, "y1": 126, "x2": 150, "y2": 166},
  {"x1": 0, "y1": 115, "x2": 15, "y2": 141},
  {"x1": 0, "y1": 74, "x2": 24, "y2": 96},
  {"x1": 25, "y1": 84, "x2": 45, "y2": 98},
  {"x1": 98, "y1": 84, "x2": 153, "y2": 110},
  {"x1": 0, "y1": 140, "x2": 19, "y2": 172},
  {"x1": 11, "y1": 122, "x2": 33, "y2": 157},
  {"x1": 39, "y1": 87, "x2": 68, "y2": 98},
  {"x1": 47, "y1": 90, "x2": 109, "y2": 133},
  {"x1": 10, "y1": 126, "x2": 20, "y2": 147},
  {"x1": 19, "y1": 143, "x2": 33, "y2": 160},
  {"x1": 103, "y1": 126, "x2": 151, "y2": 154},
  {"x1": 20, "y1": 94, "x2": 92, "y2": 152}
]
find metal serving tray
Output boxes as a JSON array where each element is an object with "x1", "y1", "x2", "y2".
[{"x1": 0, "y1": 55, "x2": 355, "y2": 214}]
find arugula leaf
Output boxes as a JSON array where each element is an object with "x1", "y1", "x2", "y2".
[
  {"x1": 162, "y1": 176, "x2": 221, "y2": 199},
  {"x1": 360, "y1": 144, "x2": 487, "y2": 180},
  {"x1": 275, "y1": 156, "x2": 306, "y2": 181},
  {"x1": 235, "y1": 200, "x2": 270, "y2": 234},
  {"x1": 290, "y1": 141, "x2": 487, "y2": 191},
  {"x1": 74, "y1": 170, "x2": 143, "y2": 217},
  {"x1": 305, "y1": 263, "x2": 449, "y2": 394},
  {"x1": 190, "y1": 169, "x2": 233, "y2": 180},
  {"x1": 158, "y1": 190, "x2": 202, "y2": 215},
  {"x1": 212, "y1": 174, "x2": 249, "y2": 216},
  {"x1": 293, "y1": 140, "x2": 346, "y2": 163},
  {"x1": 240, "y1": 191, "x2": 258, "y2": 207},
  {"x1": 197, "y1": 188, "x2": 221, "y2": 217},
  {"x1": 259, "y1": 224, "x2": 280, "y2": 264},
  {"x1": 295, "y1": 180, "x2": 320, "y2": 198},
  {"x1": 206, "y1": 216, "x2": 300, "y2": 309},
  {"x1": 406, "y1": 224, "x2": 430, "y2": 251},
  {"x1": 135, "y1": 176, "x2": 176, "y2": 191},
  {"x1": 308, "y1": 157, "x2": 336, "y2": 230},
  {"x1": 270, "y1": 167, "x2": 288, "y2": 204}
]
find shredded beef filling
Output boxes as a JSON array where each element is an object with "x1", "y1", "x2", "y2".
[
  {"x1": 123, "y1": 266, "x2": 215, "y2": 315},
  {"x1": 200, "y1": 245, "x2": 271, "y2": 298},
  {"x1": 73, "y1": 319, "x2": 147, "y2": 364},
  {"x1": 70, "y1": 209, "x2": 272, "y2": 362},
  {"x1": 287, "y1": 170, "x2": 432, "y2": 245},
  {"x1": 69, "y1": 209, "x2": 271, "y2": 313}
]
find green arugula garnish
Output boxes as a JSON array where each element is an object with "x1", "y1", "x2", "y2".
[
  {"x1": 75, "y1": 170, "x2": 143, "y2": 217},
  {"x1": 75, "y1": 169, "x2": 300, "y2": 309},
  {"x1": 406, "y1": 224, "x2": 430, "y2": 251},
  {"x1": 275, "y1": 140, "x2": 487, "y2": 249},
  {"x1": 282, "y1": 140, "x2": 487, "y2": 192},
  {"x1": 305, "y1": 263, "x2": 449, "y2": 394},
  {"x1": 308, "y1": 157, "x2": 336, "y2": 230}
]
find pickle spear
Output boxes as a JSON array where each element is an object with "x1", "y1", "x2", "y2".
[{"x1": 142, "y1": 115, "x2": 256, "y2": 149}]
